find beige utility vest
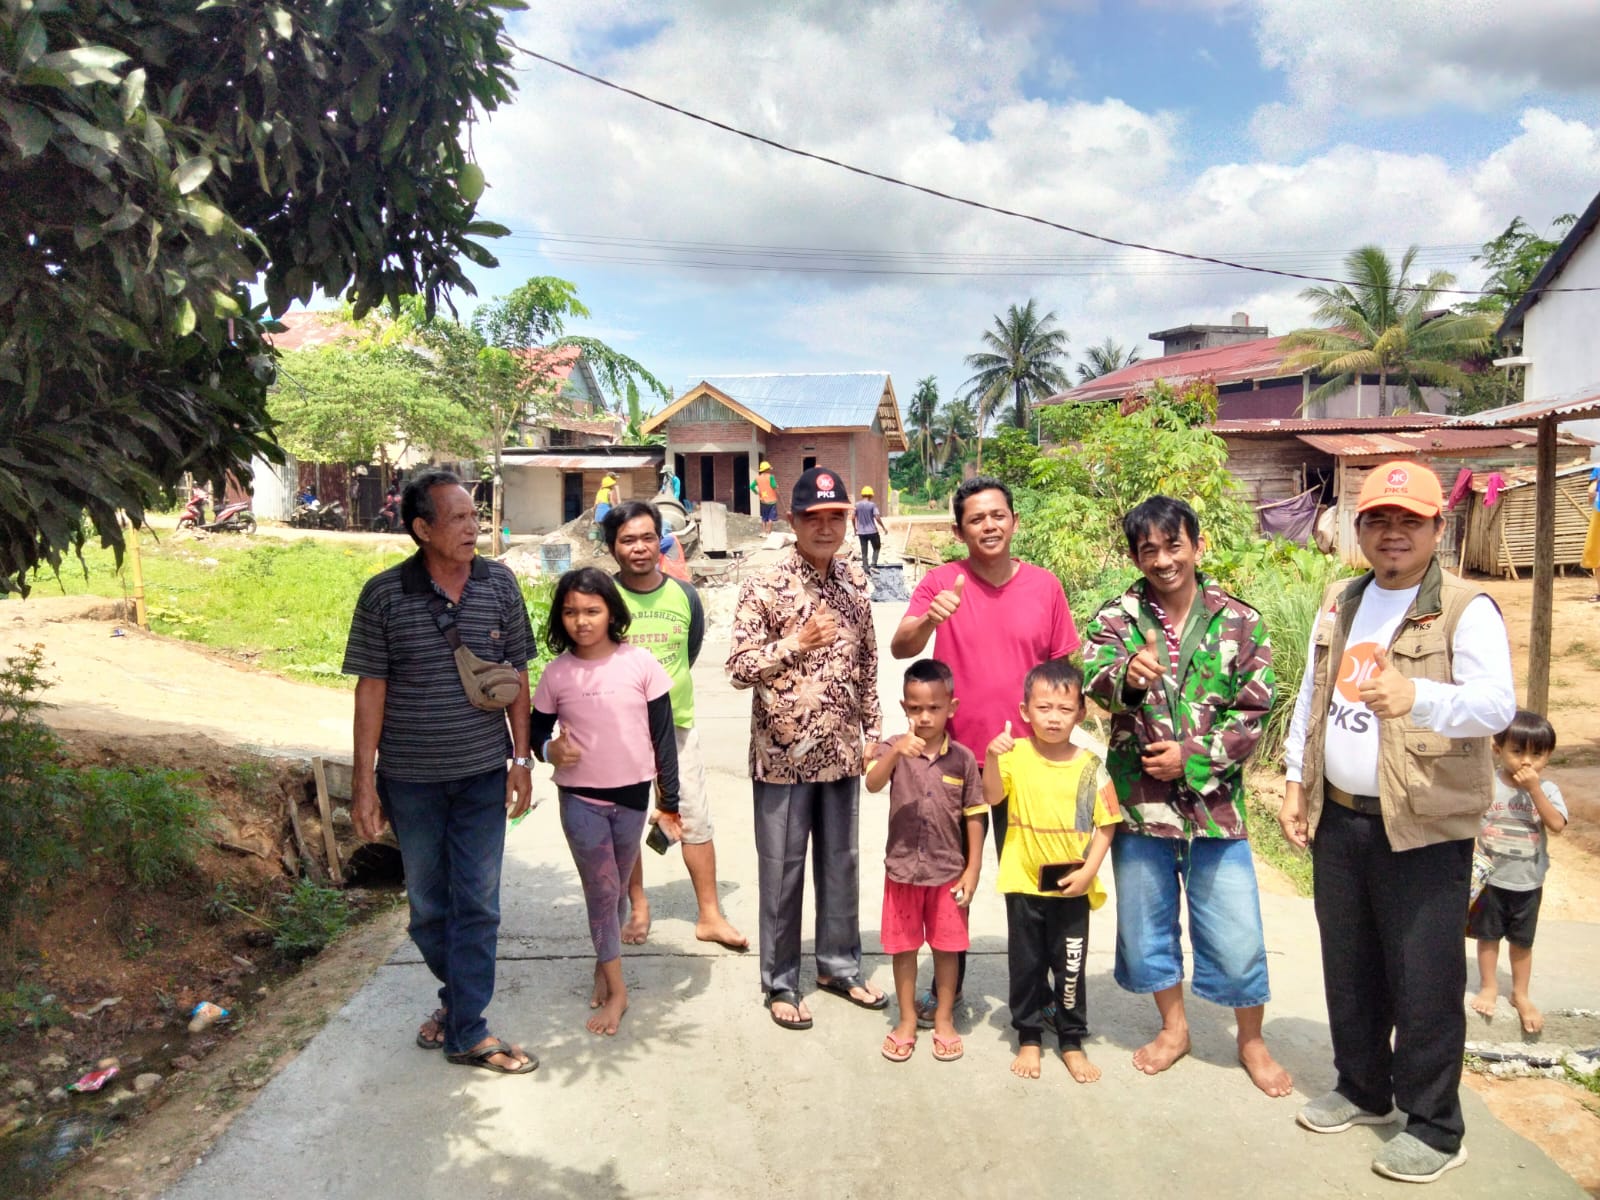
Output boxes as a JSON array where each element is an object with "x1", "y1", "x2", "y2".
[{"x1": 1301, "y1": 562, "x2": 1494, "y2": 852}]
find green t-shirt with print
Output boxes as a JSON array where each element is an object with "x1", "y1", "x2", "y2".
[{"x1": 616, "y1": 574, "x2": 704, "y2": 728}]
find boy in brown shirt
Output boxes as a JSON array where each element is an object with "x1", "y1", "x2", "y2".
[{"x1": 865, "y1": 659, "x2": 986, "y2": 1062}]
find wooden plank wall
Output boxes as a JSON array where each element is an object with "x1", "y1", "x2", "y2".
[{"x1": 1461, "y1": 471, "x2": 1594, "y2": 577}]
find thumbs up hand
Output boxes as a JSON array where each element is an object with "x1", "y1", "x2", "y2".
[
  {"x1": 1356, "y1": 646, "x2": 1416, "y2": 720},
  {"x1": 987, "y1": 719, "x2": 1016, "y2": 761},
  {"x1": 927, "y1": 572, "x2": 966, "y2": 626}
]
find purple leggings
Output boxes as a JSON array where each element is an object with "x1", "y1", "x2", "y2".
[{"x1": 559, "y1": 791, "x2": 647, "y2": 963}]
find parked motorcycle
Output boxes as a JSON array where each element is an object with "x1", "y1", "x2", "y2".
[
  {"x1": 317, "y1": 500, "x2": 348, "y2": 531},
  {"x1": 370, "y1": 491, "x2": 404, "y2": 533},
  {"x1": 178, "y1": 488, "x2": 257, "y2": 535},
  {"x1": 288, "y1": 495, "x2": 347, "y2": 531}
]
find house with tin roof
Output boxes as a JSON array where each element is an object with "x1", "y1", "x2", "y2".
[{"x1": 641, "y1": 374, "x2": 907, "y2": 515}]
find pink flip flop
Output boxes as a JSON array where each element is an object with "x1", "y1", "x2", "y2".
[
  {"x1": 881, "y1": 1032, "x2": 916, "y2": 1063},
  {"x1": 932, "y1": 1034, "x2": 964, "y2": 1062}
]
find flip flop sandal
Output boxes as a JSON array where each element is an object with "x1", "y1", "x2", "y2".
[
  {"x1": 932, "y1": 1034, "x2": 964, "y2": 1063},
  {"x1": 765, "y1": 989, "x2": 813, "y2": 1031},
  {"x1": 446, "y1": 1038, "x2": 538, "y2": 1074},
  {"x1": 817, "y1": 976, "x2": 889, "y2": 1010},
  {"x1": 415, "y1": 1007, "x2": 447, "y2": 1050},
  {"x1": 881, "y1": 1032, "x2": 916, "y2": 1063}
]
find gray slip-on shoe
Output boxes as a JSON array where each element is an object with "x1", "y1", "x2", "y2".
[
  {"x1": 1296, "y1": 1091, "x2": 1402, "y2": 1134},
  {"x1": 1372, "y1": 1132, "x2": 1467, "y2": 1184}
]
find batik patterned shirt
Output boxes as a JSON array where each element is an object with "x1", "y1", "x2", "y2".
[
  {"x1": 1083, "y1": 574, "x2": 1274, "y2": 840},
  {"x1": 726, "y1": 548, "x2": 881, "y2": 784}
]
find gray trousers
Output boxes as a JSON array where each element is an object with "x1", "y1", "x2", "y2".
[{"x1": 752, "y1": 777, "x2": 863, "y2": 995}]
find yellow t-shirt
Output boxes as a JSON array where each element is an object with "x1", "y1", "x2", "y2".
[{"x1": 996, "y1": 741, "x2": 1122, "y2": 908}]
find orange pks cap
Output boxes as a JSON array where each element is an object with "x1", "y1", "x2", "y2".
[{"x1": 1356, "y1": 460, "x2": 1443, "y2": 518}]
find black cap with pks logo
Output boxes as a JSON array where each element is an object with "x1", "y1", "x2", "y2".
[{"x1": 791, "y1": 466, "x2": 853, "y2": 514}]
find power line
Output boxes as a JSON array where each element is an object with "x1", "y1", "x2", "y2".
[{"x1": 515, "y1": 46, "x2": 1593, "y2": 298}]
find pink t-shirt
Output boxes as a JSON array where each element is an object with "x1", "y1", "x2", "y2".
[
  {"x1": 907, "y1": 560, "x2": 1079, "y2": 758},
  {"x1": 531, "y1": 643, "x2": 671, "y2": 791}
]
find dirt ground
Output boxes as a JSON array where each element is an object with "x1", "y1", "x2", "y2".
[{"x1": 4, "y1": 561, "x2": 1600, "y2": 1196}]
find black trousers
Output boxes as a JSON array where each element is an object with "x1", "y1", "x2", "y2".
[
  {"x1": 1312, "y1": 801, "x2": 1473, "y2": 1153},
  {"x1": 858, "y1": 532, "x2": 881, "y2": 566},
  {"x1": 952, "y1": 800, "x2": 1006, "y2": 995},
  {"x1": 1006, "y1": 891, "x2": 1090, "y2": 1048}
]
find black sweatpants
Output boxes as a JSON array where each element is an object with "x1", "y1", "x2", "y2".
[
  {"x1": 1312, "y1": 801, "x2": 1473, "y2": 1154},
  {"x1": 1005, "y1": 891, "x2": 1090, "y2": 1049},
  {"x1": 858, "y1": 532, "x2": 881, "y2": 567}
]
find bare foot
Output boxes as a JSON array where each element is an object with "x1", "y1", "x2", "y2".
[
  {"x1": 1470, "y1": 986, "x2": 1499, "y2": 1018},
  {"x1": 694, "y1": 915, "x2": 749, "y2": 952},
  {"x1": 1238, "y1": 1035, "x2": 1293, "y2": 1098},
  {"x1": 1061, "y1": 1048, "x2": 1101, "y2": 1084},
  {"x1": 1010, "y1": 1045, "x2": 1042, "y2": 1079},
  {"x1": 1512, "y1": 994, "x2": 1544, "y2": 1034},
  {"x1": 621, "y1": 899, "x2": 651, "y2": 945},
  {"x1": 1132, "y1": 1026, "x2": 1190, "y2": 1075},
  {"x1": 590, "y1": 965, "x2": 608, "y2": 1010},
  {"x1": 586, "y1": 992, "x2": 628, "y2": 1036}
]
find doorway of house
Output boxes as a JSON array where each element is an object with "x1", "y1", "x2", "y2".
[
  {"x1": 731, "y1": 455, "x2": 750, "y2": 515},
  {"x1": 699, "y1": 456, "x2": 715, "y2": 505},
  {"x1": 562, "y1": 473, "x2": 583, "y2": 523},
  {"x1": 802, "y1": 455, "x2": 817, "y2": 473}
]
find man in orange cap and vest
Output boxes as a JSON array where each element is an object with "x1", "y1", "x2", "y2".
[{"x1": 1279, "y1": 460, "x2": 1515, "y2": 1184}]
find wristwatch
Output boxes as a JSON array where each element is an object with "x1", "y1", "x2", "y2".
[{"x1": 511, "y1": 756, "x2": 534, "y2": 769}]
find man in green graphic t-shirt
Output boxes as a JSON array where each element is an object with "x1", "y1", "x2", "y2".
[{"x1": 601, "y1": 500, "x2": 748, "y2": 951}]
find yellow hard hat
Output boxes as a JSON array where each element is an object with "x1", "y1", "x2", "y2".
[
  {"x1": 759, "y1": 461, "x2": 772, "y2": 471},
  {"x1": 601, "y1": 475, "x2": 616, "y2": 486},
  {"x1": 860, "y1": 486, "x2": 874, "y2": 496}
]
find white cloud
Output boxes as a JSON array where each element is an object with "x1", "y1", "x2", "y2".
[
  {"x1": 1244, "y1": 0, "x2": 1600, "y2": 154},
  {"x1": 468, "y1": 2, "x2": 1600, "y2": 407}
]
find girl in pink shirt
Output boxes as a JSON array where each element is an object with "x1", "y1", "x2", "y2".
[{"x1": 531, "y1": 568, "x2": 680, "y2": 1036}]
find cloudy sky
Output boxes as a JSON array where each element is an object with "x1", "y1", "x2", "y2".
[{"x1": 458, "y1": 0, "x2": 1600, "y2": 409}]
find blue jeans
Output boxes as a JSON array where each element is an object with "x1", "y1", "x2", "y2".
[
  {"x1": 378, "y1": 767, "x2": 508, "y2": 1055},
  {"x1": 1111, "y1": 832, "x2": 1270, "y2": 1009}
]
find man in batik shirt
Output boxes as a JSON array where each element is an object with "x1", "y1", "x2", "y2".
[
  {"x1": 1083, "y1": 495, "x2": 1289, "y2": 1098},
  {"x1": 728, "y1": 467, "x2": 886, "y2": 1031}
]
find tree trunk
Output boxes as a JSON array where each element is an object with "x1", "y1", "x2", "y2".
[
  {"x1": 490, "y1": 439, "x2": 504, "y2": 556},
  {"x1": 1379, "y1": 370, "x2": 1389, "y2": 417}
]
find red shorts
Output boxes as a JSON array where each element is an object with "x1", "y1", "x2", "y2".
[{"x1": 881, "y1": 878, "x2": 970, "y2": 954}]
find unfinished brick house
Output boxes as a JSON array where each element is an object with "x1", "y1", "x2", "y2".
[{"x1": 641, "y1": 374, "x2": 907, "y2": 514}]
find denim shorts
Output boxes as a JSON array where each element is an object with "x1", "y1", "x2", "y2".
[{"x1": 1111, "y1": 831, "x2": 1270, "y2": 1008}]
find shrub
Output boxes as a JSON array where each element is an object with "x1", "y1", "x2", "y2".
[
  {"x1": 0, "y1": 647, "x2": 80, "y2": 939},
  {"x1": 272, "y1": 880, "x2": 352, "y2": 960},
  {"x1": 78, "y1": 766, "x2": 214, "y2": 888}
]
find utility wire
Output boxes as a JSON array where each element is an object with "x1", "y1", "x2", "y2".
[{"x1": 515, "y1": 46, "x2": 1592, "y2": 298}]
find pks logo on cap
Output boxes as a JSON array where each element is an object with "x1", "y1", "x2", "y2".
[
  {"x1": 815, "y1": 472, "x2": 837, "y2": 497},
  {"x1": 1385, "y1": 467, "x2": 1409, "y2": 489}
]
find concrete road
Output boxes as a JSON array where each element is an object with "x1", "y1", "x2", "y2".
[{"x1": 162, "y1": 602, "x2": 1589, "y2": 1199}]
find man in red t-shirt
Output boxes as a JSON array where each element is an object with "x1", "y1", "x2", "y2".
[{"x1": 891, "y1": 475, "x2": 1080, "y2": 1021}]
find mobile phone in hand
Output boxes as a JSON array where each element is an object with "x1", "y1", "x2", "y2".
[
  {"x1": 646, "y1": 822, "x2": 674, "y2": 855},
  {"x1": 1037, "y1": 861, "x2": 1084, "y2": 892}
]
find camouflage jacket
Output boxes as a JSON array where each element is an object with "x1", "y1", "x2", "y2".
[{"x1": 1082, "y1": 574, "x2": 1274, "y2": 839}]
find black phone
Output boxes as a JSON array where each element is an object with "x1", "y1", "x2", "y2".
[
  {"x1": 1037, "y1": 861, "x2": 1084, "y2": 892},
  {"x1": 646, "y1": 822, "x2": 674, "y2": 855}
]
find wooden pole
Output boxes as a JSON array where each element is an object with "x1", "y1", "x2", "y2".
[
  {"x1": 124, "y1": 519, "x2": 148, "y2": 630},
  {"x1": 1527, "y1": 416, "x2": 1556, "y2": 713}
]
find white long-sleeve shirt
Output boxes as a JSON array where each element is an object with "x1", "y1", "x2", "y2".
[{"x1": 1284, "y1": 587, "x2": 1516, "y2": 794}]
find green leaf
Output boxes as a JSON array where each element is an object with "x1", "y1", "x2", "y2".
[
  {"x1": 171, "y1": 155, "x2": 213, "y2": 195},
  {"x1": 378, "y1": 117, "x2": 409, "y2": 157},
  {"x1": 464, "y1": 220, "x2": 508, "y2": 238},
  {"x1": 268, "y1": 8, "x2": 293, "y2": 39},
  {"x1": 351, "y1": 66, "x2": 382, "y2": 125},
  {"x1": 34, "y1": 44, "x2": 130, "y2": 85},
  {"x1": 121, "y1": 68, "x2": 147, "y2": 119},
  {"x1": 458, "y1": 162, "x2": 485, "y2": 203},
  {"x1": 0, "y1": 98, "x2": 53, "y2": 158},
  {"x1": 51, "y1": 109, "x2": 121, "y2": 154},
  {"x1": 181, "y1": 197, "x2": 227, "y2": 236},
  {"x1": 14, "y1": 16, "x2": 48, "y2": 70}
]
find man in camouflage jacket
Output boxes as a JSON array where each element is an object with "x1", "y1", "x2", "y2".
[{"x1": 1083, "y1": 496, "x2": 1290, "y2": 1098}]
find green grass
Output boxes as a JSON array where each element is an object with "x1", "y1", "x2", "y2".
[
  {"x1": 1247, "y1": 791, "x2": 1314, "y2": 897},
  {"x1": 10, "y1": 532, "x2": 559, "y2": 686},
  {"x1": 11, "y1": 534, "x2": 412, "y2": 686}
]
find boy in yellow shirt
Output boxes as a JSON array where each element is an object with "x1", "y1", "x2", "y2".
[{"x1": 985, "y1": 658, "x2": 1121, "y2": 1083}]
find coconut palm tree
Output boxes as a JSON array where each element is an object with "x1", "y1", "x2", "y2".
[
  {"x1": 906, "y1": 375, "x2": 942, "y2": 476},
  {"x1": 935, "y1": 392, "x2": 978, "y2": 472},
  {"x1": 961, "y1": 301, "x2": 1072, "y2": 464},
  {"x1": 1075, "y1": 337, "x2": 1142, "y2": 383},
  {"x1": 1281, "y1": 246, "x2": 1495, "y2": 416}
]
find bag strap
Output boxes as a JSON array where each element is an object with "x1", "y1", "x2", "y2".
[{"x1": 426, "y1": 594, "x2": 465, "y2": 652}]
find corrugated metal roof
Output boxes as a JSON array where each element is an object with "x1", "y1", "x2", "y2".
[
  {"x1": 1446, "y1": 389, "x2": 1600, "y2": 427},
  {"x1": 1296, "y1": 428, "x2": 1587, "y2": 457},
  {"x1": 1213, "y1": 414, "x2": 1448, "y2": 435},
  {"x1": 503, "y1": 453, "x2": 657, "y2": 470},
  {"x1": 1045, "y1": 336, "x2": 1296, "y2": 403},
  {"x1": 688, "y1": 373, "x2": 891, "y2": 427},
  {"x1": 267, "y1": 311, "x2": 360, "y2": 351}
]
